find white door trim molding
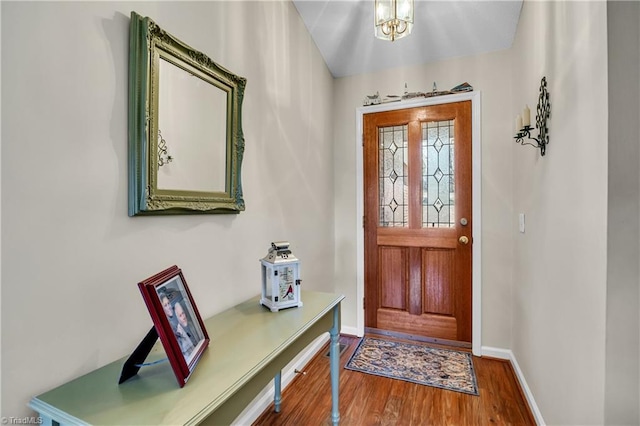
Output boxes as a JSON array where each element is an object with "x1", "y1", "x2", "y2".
[{"x1": 355, "y1": 91, "x2": 482, "y2": 356}]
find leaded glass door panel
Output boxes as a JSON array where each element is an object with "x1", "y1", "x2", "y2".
[{"x1": 363, "y1": 101, "x2": 472, "y2": 344}]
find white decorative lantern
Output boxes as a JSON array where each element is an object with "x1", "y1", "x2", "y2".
[{"x1": 260, "y1": 241, "x2": 303, "y2": 312}]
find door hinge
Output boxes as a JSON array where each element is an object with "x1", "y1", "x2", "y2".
[{"x1": 363, "y1": 297, "x2": 366, "y2": 310}]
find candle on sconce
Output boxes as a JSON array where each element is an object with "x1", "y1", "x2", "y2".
[
  {"x1": 516, "y1": 115, "x2": 523, "y2": 132},
  {"x1": 523, "y1": 105, "x2": 531, "y2": 127}
]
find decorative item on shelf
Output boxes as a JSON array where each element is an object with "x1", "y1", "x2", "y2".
[
  {"x1": 364, "y1": 80, "x2": 465, "y2": 107},
  {"x1": 382, "y1": 94, "x2": 402, "y2": 103},
  {"x1": 260, "y1": 241, "x2": 303, "y2": 312},
  {"x1": 363, "y1": 92, "x2": 402, "y2": 106},
  {"x1": 374, "y1": 0, "x2": 414, "y2": 42},
  {"x1": 402, "y1": 91, "x2": 426, "y2": 100},
  {"x1": 424, "y1": 81, "x2": 452, "y2": 98},
  {"x1": 451, "y1": 82, "x2": 473, "y2": 93},
  {"x1": 514, "y1": 76, "x2": 551, "y2": 156},
  {"x1": 363, "y1": 91, "x2": 381, "y2": 106},
  {"x1": 157, "y1": 129, "x2": 173, "y2": 167},
  {"x1": 402, "y1": 82, "x2": 426, "y2": 100}
]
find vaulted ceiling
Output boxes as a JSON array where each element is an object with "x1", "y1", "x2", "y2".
[{"x1": 292, "y1": 0, "x2": 523, "y2": 78}]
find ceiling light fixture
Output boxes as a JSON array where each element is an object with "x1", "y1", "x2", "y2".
[{"x1": 374, "y1": 0, "x2": 414, "y2": 42}]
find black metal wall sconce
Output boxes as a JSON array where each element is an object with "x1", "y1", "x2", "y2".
[{"x1": 514, "y1": 76, "x2": 551, "y2": 156}]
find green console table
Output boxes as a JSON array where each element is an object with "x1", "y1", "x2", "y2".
[{"x1": 29, "y1": 291, "x2": 345, "y2": 425}]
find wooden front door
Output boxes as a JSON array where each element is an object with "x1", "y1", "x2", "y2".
[{"x1": 363, "y1": 101, "x2": 473, "y2": 344}]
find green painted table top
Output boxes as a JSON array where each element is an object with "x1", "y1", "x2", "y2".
[{"x1": 30, "y1": 291, "x2": 344, "y2": 425}]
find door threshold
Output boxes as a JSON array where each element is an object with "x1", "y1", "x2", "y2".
[{"x1": 365, "y1": 327, "x2": 472, "y2": 350}]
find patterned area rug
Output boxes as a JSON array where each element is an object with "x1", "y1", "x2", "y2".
[{"x1": 344, "y1": 336, "x2": 479, "y2": 395}]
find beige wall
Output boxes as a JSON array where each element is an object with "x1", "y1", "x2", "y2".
[
  {"x1": 606, "y1": 1, "x2": 640, "y2": 424},
  {"x1": 1, "y1": 1, "x2": 334, "y2": 418},
  {"x1": 511, "y1": 1, "x2": 608, "y2": 424}
]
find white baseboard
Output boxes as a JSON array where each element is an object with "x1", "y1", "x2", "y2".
[
  {"x1": 481, "y1": 346, "x2": 546, "y2": 425},
  {"x1": 340, "y1": 325, "x2": 362, "y2": 337},
  {"x1": 232, "y1": 333, "x2": 330, "y2": 425}
]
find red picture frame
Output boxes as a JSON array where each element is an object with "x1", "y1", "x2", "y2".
[{"x1": 138, "y1": 265, "x2": 209, "y2": 387}]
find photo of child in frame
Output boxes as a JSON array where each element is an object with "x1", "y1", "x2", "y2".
[
  {"x1": 156, "y1": 275, "x2": 205, "y2": 365},
  {"x1": 136, "y1": 265, "x2": 209, "y2": 387}
]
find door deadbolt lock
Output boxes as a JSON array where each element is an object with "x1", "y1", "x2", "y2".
[
  {"x1": 459, "y1": 236, "x2": 469, "y2": 245},
  {"x1": 460, "y1": 218, "x2": 468, "y2": 226}
]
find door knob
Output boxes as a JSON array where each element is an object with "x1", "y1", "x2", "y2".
[{"x1": 459, "y1": 236, "x2": 469, "y2": 245}]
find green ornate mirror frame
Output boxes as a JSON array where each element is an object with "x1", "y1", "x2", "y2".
[{"x1": 128, "y1": 11, "x2": 246, "y2": 216}]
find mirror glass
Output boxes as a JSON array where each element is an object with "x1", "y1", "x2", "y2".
[
  {"x1": 157, "y1": 57, "x2": 227, "y2": 193},
  {"x1": 128, "y1": 11, "x2": 246, "y2": 215}
]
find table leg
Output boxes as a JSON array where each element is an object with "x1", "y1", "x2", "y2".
[
  {"x1": 274, "y1": 371, "x2": 282, "y2": 413},
  {"x1": 330, "y1": 305, "x2": 340, "y2": 425}
]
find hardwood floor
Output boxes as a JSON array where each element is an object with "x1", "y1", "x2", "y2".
[{"x1": 253, "y1": 335, "x2": 535, "y2": 426}]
